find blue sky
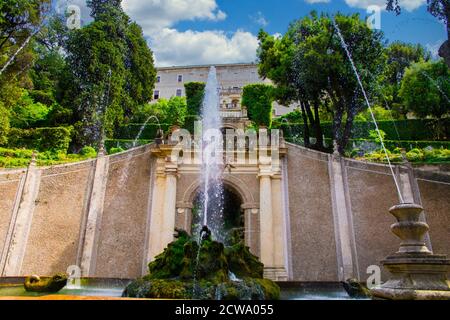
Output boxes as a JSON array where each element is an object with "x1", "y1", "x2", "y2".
[
  {"x1": 177, "y1": 1, "x2": 444, "y2": 46},
  {"x1": 58, "y1": 0, "x2": 447, "y2": 66}
]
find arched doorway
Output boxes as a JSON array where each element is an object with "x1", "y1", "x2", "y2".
[{"x1": 191, "y1": 185, "x2": 244, "y2": 245}]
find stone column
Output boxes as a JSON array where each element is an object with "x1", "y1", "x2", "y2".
[
  {"x1": 328, "y1": 155, "x2": 356, "y2": 281},
  {"x1": 259, "y1": 172, "x2": 274, "y2": 272},
  {"x1": 161, "y1": 165, "x2": 178, "y2": 248},
  {"x1": 80, "y1": 152, "x2": 109, "y2": 276},
  {"x1": 147, "y1": 158, "x2": 168, "y2": 263},
  {"x1": 2, "y1": 154, "x2": 41, "y2": 276},
  {"x1": 271, "y1": 174, "x2": 288, "y2": 281},
  {"x1": 147, "y1": 150, "x2": 179, "y2": 263}
]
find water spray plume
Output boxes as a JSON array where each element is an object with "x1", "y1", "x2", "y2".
[{"x1": 332, "y1": 17, "x2": 405, "y2": 204}]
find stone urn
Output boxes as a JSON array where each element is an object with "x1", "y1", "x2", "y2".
[{"x1": 371, "y1": 203, "x2": 450, "y2": 300}]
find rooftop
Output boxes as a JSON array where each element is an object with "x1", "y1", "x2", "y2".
[{"x1": 156, "y1": 62, "x2": 257, "y2": 71}]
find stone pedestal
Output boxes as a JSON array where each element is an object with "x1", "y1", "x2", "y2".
[{"x1": 371, "y1": 203, "x2": 450, "y2": 300}]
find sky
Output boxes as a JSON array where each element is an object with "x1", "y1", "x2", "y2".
[{"x1": 56, "y1": 0, "x2": 447, "y2": 67}]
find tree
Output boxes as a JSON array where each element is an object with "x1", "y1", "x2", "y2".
[
  {"x1": 258, "y1": 12, "x2": 385, "y2": 154},
  {"x1": 64, "y1": 0, "x2": 156, "y2": 148},
  {"x1": 242, "y1": 84, "x2": 274, "y2": 128},
  {"x1": 399, "y1": 59, "x2": 450, "y2": 121},
  {"x1": 0, "y1": 0, "x2": 50, "y2": 144},
  {"x1": 386, "y1": 0, "x2": 450, "y2": 67},
  {"x1": 381, "y1": 42, "x2": 430, "y2": 118}
]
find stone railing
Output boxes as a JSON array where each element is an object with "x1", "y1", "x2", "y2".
[
  {"x1": 220, "y1": 88, "x2": 243, "y2": 95},
  {"x1": 220, "y1": 110, "x2": 247, "y2": 118}
]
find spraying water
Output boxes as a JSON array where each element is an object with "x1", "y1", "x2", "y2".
[
  {"x1": 192, "y1": 67, "x2": 224, "y2": 298},
  {"x1": 198, "y1": 66, "x2": 225, "y2": 240},
  {"x1": 332, "y1": 18, "x2": 405, "y2": 204},
  {"x1": 133, "y1": 115, "x2": 162, "y2": 148}
]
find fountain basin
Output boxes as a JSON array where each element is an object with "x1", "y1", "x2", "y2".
[{"x1": 0, "y1": 278, "x2": 367, "y2": 300}]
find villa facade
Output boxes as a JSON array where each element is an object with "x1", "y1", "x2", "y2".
[{"x1": 154, "y1": 63, "x2": 298, "y2": 117}]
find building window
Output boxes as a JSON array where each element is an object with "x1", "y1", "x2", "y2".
[
  {"x1": 176, "y1": 89, "x2": 182, "y2": 97},
  {"x1": 156, "y1": 76, "x2": 161, "y2": 83},
  {"x1": 154, "y1": 90, "x2": 160, "y2": 100},
  {"x1": 177, "y1": 74, "x2": 183, "y2": 82}
]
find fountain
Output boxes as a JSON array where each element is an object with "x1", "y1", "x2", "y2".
[
  {"x1": 333, "y1": 18, "x2": 450, "y2": 300},
  {"x1": 122, "y1": 67, "x2": 280, "y2": 300}
]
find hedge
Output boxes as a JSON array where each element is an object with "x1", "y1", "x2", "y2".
[
  {"x1": 286, "y1": 136, "x2": 450, "y2": 152},
  {"x1": 242, "y1": 84, "x2": 274, "y2": 128},
  {"x1": 183, "y1": 114, "x2": 201, "y2": 134},
  {"x1": 105, "y1": 139, "x2": 152, "y2": 151},
  {"x1": 276, "y1": 118, "x2": 449, "y2": 142},
  {"x1": 6, "y1": 126, "x2": 72, "y2": 153},
  {"x1": 184, "y1": 82, "x2": 205, "y2": 115},
  {"x1": 0, "y1": 147, "x2": 96, "y2": 168},
  {"x1": 114, "y1": 123, "x2": 171, "y2": 140}
]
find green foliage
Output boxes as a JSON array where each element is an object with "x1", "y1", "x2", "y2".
[
  {"x1": 242, "y1": 84, "x2": 274, "y2": 127},
  {"x1": 7, "y1": 126, "x2": 72, "y2": 152},
  {"x1": 379, "y1": 42, "x2": 430, "y2": 117},
  {"x1": 387, "y1": 0, "x2": 449, "y2": 25},
  {"x1": 64, "y1": 1, "x2": 156, "y2": 147},
  {"x1": 355, "y1": 106, "x2": 397, "y2": 121},
  {"x1": 258, "y1": 12, "x2": 386, "y2": 154},
  {"x1": 277, "y1": 118, "x2": 450, "y2": 142},
  {"x1": 399, "y1": 59, "x2": 450, "y2": 120},
  {"x1": 124, "y1": 229, "x2": 280, "y2": 300},
  {"x1": 80, "y1": 146, "x2": 97, "y2": 157},
  {"x1": 0, "y1": 147, "x2": 98, "y2": 168},
  {"x1": 133, "y1": 97, "x2": 187, "y2": 126},
  {"x1": 9, "y1": 91, "x2": 50, "y2": 128},
  {"x1": 0, "y1": 102, "x2": 10, "y2": 145},
  {"x1": 368, "y1": 129, "x2": 387, "y2": 143},
  {"x1": 184, "y1": 82, "x2": 205, "y2": 116},
  {"x1": 359, "y1": 147, "x2": 450, "y2": 164},
  {"x1": 105, "y1": 139, "x2": 151, "y2": 151},
  {"x1": 114, "y1": 124, "x2": 170, "y2": 140},
  {"x1": 183, "y1": 114, "x2": 201, "y2": 133},
  {"x1": 108, "y1": 147, "x2": 124, "y2": 154}
]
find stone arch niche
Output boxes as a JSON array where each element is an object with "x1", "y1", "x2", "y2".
[{"x1": 176, "y1": 176, "x2": 260, "y2": 255}]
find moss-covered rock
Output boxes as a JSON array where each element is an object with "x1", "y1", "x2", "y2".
[
  {"x1": 225, "y1": 242, "x2": 264, "y2": 279},
  {"x1": 123, "y1": 228, "x2": 280, "y2": 300},
  {"x1": 24, "y1": 273, "x2": 68, "y2": 293},
  {"x1": 147, "y1": 229, "x2": 190, "y2": 279}
]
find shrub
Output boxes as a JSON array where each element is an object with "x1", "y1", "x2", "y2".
[
  {"x1": 0, "y1": 102, "x2": 10, "y2": 145},
  {"x1": 109, "y1": 147, "x2": 124, "y2": 155},
  {"x1": 80, "y1": 146, "x2": 97, "y2": 158},
  {"x1": 368, "y1": 129, "x2": 387, "y2": 143},
  {"x1": 276, "y1": 118, "x2": 450, "y2": 142},
  {"x1": 242, "y1": 84, "x2": 274, "y2": 128},
  {"x1": 7, "y1": 127, "x2": 72, "y2": 153},
  {"x1": 10, "y1": 91, "x2": 50, "y2": 129},
  {"x1": 358, "y1": 147, "x2": 450, "y2": 164}
]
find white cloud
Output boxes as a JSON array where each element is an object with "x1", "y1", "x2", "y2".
[
  {"x1": 344, "y1": 0, "x2": 425, "y2": 11},
  {"x1": 149, "y1": 28, "x2": 258, "y2": 66},
  {"x1": 426, "y1": 39, "x2": 444, "y2": 59},
  {"x1": 122, "y1": 0, "x2": 226, "y2": 30},
  {"x1": 250, "y1": 11, "x2": 269, "y2": 27},
  {"x1": 55, "y1": 0, "x2": 258, "y2": 66}
]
